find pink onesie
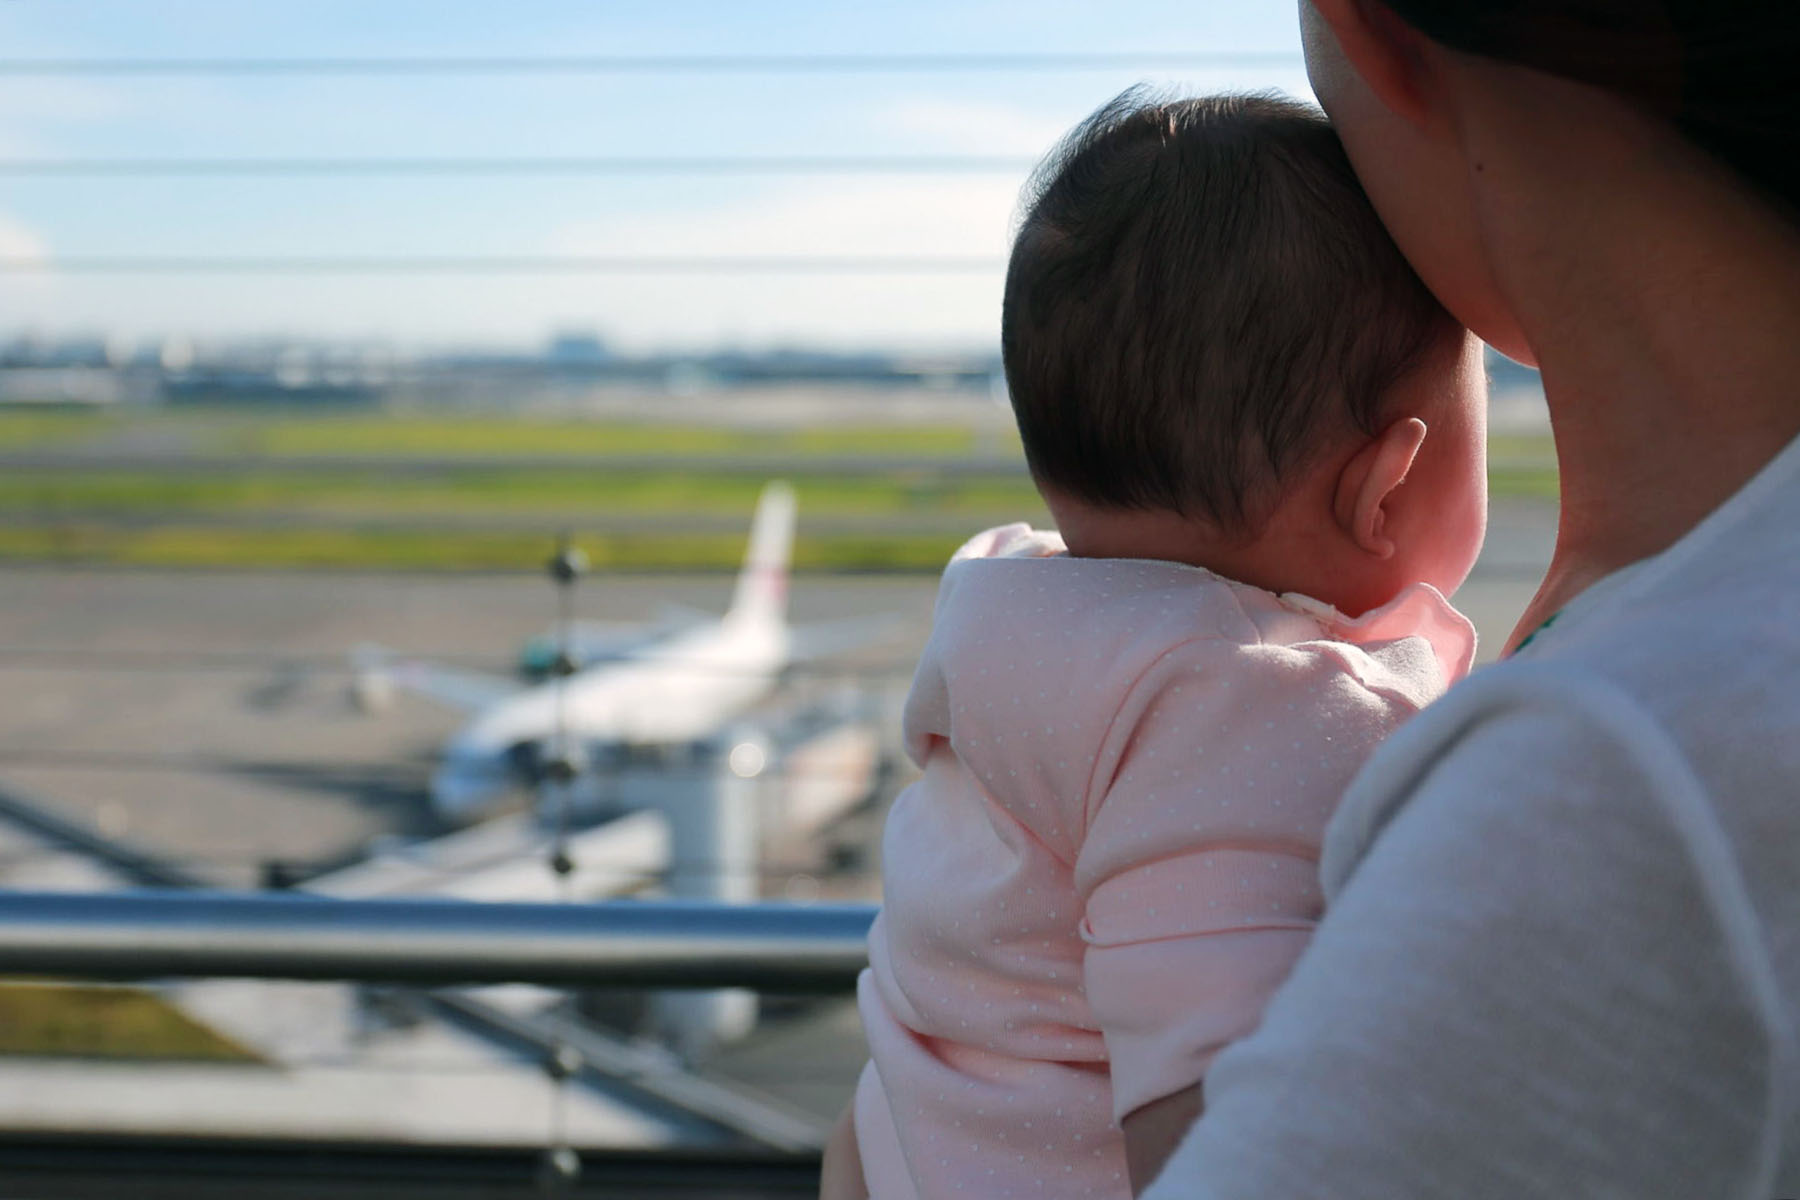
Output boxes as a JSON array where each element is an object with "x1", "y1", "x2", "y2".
[{"x1": 853, "y1": 524, "x2": 1475, "y2": 1199}]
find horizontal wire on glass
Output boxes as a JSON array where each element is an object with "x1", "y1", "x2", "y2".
[
  {"x1": 0, "y1": 745, "x2": 910, "y2": 784},
  {"x1": 0, "y1": 51, "x2": 1301, "y2": 77},
  {"x1": 204, "y1": 1059, "x2": 866, "y2": 1084},
  {"x1": 0, "y1": 750, "x2": 894, "y2": 776},
  {"x1": 0, "y1": 155, "x2": 1038, "y2": 176},
  {"x1": 0, "y1": 845, "x2": 875, "y2": 878},
  {"x1": 0, "y1": 644, "x2": 915, "y2": 677},
  {"x1": 0, "y1": 255, "x2": 1004, "y2": 274},
  {"x1": 0, "y1": 255, "x2": 1003, "y2": 274}
]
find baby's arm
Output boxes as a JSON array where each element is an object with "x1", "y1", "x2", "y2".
[
  {"x1": 818, "y1": 1096, "x2": 868, "y2": 1200},
  {"x1": 1121, "y1": 1081, "x2": 1204, "y2": 1193},
  {"x1": 1075, "y1": 640, "x2": 1413, "y2": 1190}
]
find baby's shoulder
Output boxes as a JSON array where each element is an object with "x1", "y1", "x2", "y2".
[
  {"x1": 931, "y1": 549, "x2": 1266, "y2": 681},
  {"x1": 913, "y1": 529, "x2": 1469, "y2": 754}
]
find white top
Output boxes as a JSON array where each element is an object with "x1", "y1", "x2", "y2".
[{"x1": 1145, "y1": 431, "x2": 1800, "y2": 1199}]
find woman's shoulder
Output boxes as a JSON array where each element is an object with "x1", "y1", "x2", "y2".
[
  {"x1": 1331, "y1": 429, "x2": 1800, "y2": 888},
  {"x1": 1329, "y1": 607, "x2": 1794, "y2": 833},
  {"x1": 1171, "y1": 653, "x2": 1799, "y2": 1200},
  {"x1": 1319, "y1": 623, "x2": 1800, "y2": 1034}
]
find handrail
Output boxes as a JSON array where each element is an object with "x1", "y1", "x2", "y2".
[
  {"x1": 0, "y1": 890, "x2": 874, "y2": 991},
  {"x1": 0, "y1": 1134, "x2": 826, "y2": 1199}
]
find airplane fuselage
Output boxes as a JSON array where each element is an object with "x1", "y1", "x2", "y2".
[
  {"x1": 431, "y1": 614, "x2": 789, "y2": 821},
  {"x1": 417, "y1": 480, "x2": 800, "y2": 824}
]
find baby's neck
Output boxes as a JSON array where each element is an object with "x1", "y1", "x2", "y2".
[{"x1": 1047, "y1": 495, "x2": 1375, "y2": 614}]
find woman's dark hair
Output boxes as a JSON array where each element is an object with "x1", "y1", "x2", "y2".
[
  {"x1": 1002, "y1": 90, "x2": 1457, "y2": 529},
  {"x1": 1380, "y1": 0, "x2": 1800, "y2": 218}
]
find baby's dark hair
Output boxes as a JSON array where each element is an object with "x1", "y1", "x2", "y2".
[{"x1": 1002, "y1": 90, "x2": 1460, "y2": 529}]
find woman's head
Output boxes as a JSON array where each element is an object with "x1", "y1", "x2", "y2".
[
  {"x1": 1373, "y1": 0, "x2": 1800, "y2": 219},
  {"x1": 1301, "y1": 0, "x2": 1800, "y2": 362}
]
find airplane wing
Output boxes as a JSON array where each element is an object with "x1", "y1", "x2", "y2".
[
  {"x1": 390, "y1": 660, "x2": 526, "y2": 710},
  {"x1": 352, "y1": 644, "x2": 526, "y2": 713},
  {"x1": 787, "y1": 615, "x2": 908, "y2": 664}
]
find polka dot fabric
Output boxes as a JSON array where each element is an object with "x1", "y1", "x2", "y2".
[{"x1": 855, "y1": 525, "x2": 1475, "y2": 1198}]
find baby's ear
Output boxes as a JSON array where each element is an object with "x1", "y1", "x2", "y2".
[{"x1": 1333, "y1": 417, "x2": 1427, "y2": 559}]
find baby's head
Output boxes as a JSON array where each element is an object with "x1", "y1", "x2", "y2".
[{"x1": 1003, "y1": 91, "x2": 1487, "y2": 616}]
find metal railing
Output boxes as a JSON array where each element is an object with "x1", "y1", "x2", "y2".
[
  {"x1": 0, "y1": 1135, "x2": 828, "y2": 1200},
  {"x1": 0, "y1": 889, "x2": 874, "y2": 992}
]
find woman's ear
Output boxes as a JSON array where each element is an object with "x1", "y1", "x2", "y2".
[
  {"x1": 1334, "y1": 417, "x2": 1427, "y2": 559},
  {"x1": 1304, "y1": 0, "x2": 1436, "y2": 129}
]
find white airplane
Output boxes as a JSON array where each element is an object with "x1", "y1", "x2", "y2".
[{"x1": 355, "y1": 482, "x2": 888, "y2": 825}]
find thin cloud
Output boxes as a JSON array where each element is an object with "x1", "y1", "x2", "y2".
[
  {"x1": 880, "y1": 98, "x2": 1069, "y2": 156},
  {"x1": 0, "y1": 213, "x2": 52, "y2": 266},
  {"x1": 533, "y1": 176, "x2": 1017, "y2": 348},
  {"x1": 549, "y1": 175, "x2": 1020, "y2": 258}
]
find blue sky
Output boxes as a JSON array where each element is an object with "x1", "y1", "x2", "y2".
[{"x1": 0, "y1": 2, "x2": 1314, "y2": 351}]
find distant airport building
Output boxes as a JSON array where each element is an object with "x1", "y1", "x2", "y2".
[{"x1": 1, "y1": 325, "x2": 1014, "y2": 412}]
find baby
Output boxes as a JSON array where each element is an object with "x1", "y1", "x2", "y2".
[{"x1": 827, "y1": 92, "x2": 1487, "y2": 1198}]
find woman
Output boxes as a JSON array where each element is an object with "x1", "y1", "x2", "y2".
[{"x1": 1137, "y1": 1, "x2": 1800, "y2": 1196}]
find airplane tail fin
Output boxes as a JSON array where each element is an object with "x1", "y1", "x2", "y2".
[{"x1": 727, "y1": 481, "x2": 795, "y2": 626}]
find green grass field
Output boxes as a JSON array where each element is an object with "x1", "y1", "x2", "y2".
[
  {"x1": 0, "y1": 524, "x2": 974, "y2": 572},
  {"x1": 0, "y1": 408, "x2": 1556, "y2": 571},
  {"x1": 221, "y1": 414, "x2": 1007, "y2": 459},
  {"x1": 0, "y1": 981, "x2": 260, "y2": 1061},
  {"x1": 0, "y1": 409, "x2": 122, "y2": 449},
  {"x1": 0, "y1": 467, "x2": 1044, "y2": 519}
]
